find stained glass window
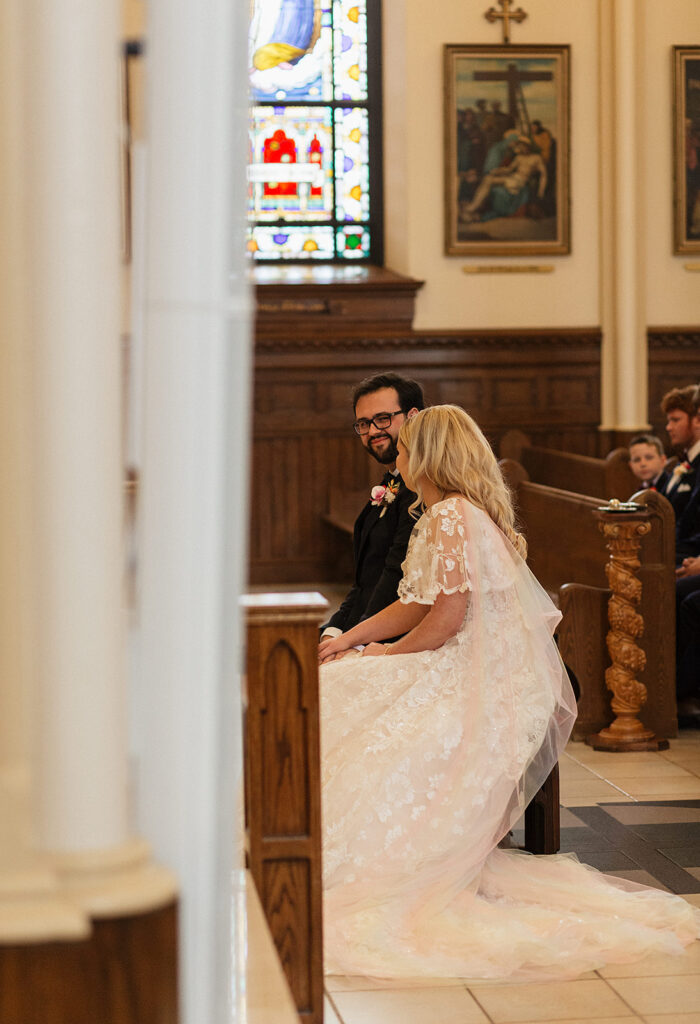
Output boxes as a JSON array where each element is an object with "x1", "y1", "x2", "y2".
[{"x1": 248, "y1": 0, "x2": 381, "y2": 262}]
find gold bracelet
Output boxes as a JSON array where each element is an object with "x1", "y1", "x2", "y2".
[{"x1": 383, "y1": 643, "x2": 392, "y2": 655}]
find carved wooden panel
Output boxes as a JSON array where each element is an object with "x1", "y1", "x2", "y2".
[
  {"x1": 648, "y1": 328, "x2": 700, "y2": 439},
  {"x1": 244, "y1": 594, "x2": 327, "y2": 1024},
  {"x1": 262, "y1": 860, "x2": 313, "y2": 1011},
  {"x1": 559, "y1": 583, "x2": 612, "y2": 739},
  {"x1": 262, "y1": 641, "x2": 310, "y2": 837}
]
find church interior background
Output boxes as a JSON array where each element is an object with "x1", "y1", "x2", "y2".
[{"x1": 1, "y1": 1, "x2": 700, "y2": 1022}]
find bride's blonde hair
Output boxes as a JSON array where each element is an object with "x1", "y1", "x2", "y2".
[{"x1": 399, "y1": 405, "x2": 527, "y2": 557}]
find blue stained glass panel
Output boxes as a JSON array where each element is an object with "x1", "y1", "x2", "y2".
[{"x1": 249, "y1": 0, "x2": 334, "y2": 102}]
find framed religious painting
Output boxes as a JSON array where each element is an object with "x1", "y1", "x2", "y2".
[
  {"x1": 444, "y1": 44, "x2": 570, "y2": 256},
  {"x1": 673, "y1": 46, "x2": 700, "y2": 254}
]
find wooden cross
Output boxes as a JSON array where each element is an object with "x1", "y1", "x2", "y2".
[
  {"x1": 484, "y1": 0, "x2": 527, "y2": 44},
  {"x1": 473, "y1": 62, "x2": 551, "y2": 122}
]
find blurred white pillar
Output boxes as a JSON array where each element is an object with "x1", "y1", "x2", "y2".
[
  {"x1": 0, "y1": 0, "x2": 32, "y2": 781},
  {"x1": 136, "y1": 1, "x2": 251, "y2": 1023},
  {"x1": 0, "y1": 0, "x2": 84, "y2": 945},
  {"x1": 25, "y1": 0, "x2": 128, "y2": 852},
  {"x1": 21, "y1": 0, "x2": 176, "y2": 922},
  {"x1": 599, "y1": 0, "x2": 649, "y2": 432}
]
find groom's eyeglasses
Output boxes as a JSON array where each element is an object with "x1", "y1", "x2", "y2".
[{"x1": 352, "y1": 411, "x2": 404, "y2": 436}]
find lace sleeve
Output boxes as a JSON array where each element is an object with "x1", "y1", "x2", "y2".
[{"x1": 398, "y1": 500, "x2": 472, "y2": 605}]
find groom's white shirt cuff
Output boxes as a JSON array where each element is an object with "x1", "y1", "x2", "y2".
[{"x1": 321, "y1": 626, "x2": 364, "y2": 652}]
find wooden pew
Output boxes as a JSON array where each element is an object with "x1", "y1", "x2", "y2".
[
  {"x1": 501, "y1": 429, "x2": 637, "y2": 500},
  {"x1": 500, "y1": 460, "x2": 678, "y2": 740},
  {"x1": 322, "y1": 487, "x2": 366, "y2": 581},
  {"x1": 244, "y1": 592, "x2": 329, "y2": 1024}
]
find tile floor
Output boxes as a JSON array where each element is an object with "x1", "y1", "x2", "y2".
[{"x1": 324, "y1": 731, "x2": 700, "y2": 1024}]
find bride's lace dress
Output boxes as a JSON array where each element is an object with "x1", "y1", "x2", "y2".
[{"x1": 320, "y1": 497, "x2": 700, "y2": 980}]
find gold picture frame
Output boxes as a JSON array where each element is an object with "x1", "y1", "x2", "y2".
[
  {"x1": 673, "y1": 46, "x2": 700, "y2": 254},
  {"x1": 444, "y1": 44, "x2": 570, "y2": 256}
]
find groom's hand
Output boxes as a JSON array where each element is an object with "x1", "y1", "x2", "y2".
[{"x1": 319, "y1": 634, "x2": 348, "y2": 663}]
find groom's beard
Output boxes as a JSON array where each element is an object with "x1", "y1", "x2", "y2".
[{"x1": 365, "y1": 432, "x2": 399, "y2": 465}]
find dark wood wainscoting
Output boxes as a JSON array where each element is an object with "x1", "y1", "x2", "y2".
[
  {"x1": 648, "y1": 327, "x2": 700, "y2": 436},
  {"x1": 0, "y1": 902, "x2": 178, "y2": 1024},
  {"x1": 251, "y1": 319, "x2": 602, "y2": 584}
]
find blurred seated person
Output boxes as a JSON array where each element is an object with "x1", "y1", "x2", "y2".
[
  {"x1": 628, "y1": 433, "x2": 669, "y2": 493},
  {"x1": 661, "y1": 384, "x2": 700, "y2": 519},
  {"x1": 670, "y1": 384, "x2": 700, "y2": 564},
  {"x1": 676, "y1": 554, "x2": 700, "y2": 725}
]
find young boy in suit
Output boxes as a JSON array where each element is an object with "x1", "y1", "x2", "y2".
[{"x1": 628, "y1": 434, "x2": 669, "y2": 493}]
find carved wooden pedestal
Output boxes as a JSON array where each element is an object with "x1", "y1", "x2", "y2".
[
  {"x1": 243, "y1": 592, "x2": 329, "y2": 1024},
  {"x1": 586, "y1": 506, "x2": 669, "y2": 752}
]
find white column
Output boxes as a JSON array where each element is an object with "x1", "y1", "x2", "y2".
[
  {"x1": 0, "y1": 0, "x2": 86, "y2": 947},
  {"x1": 24, "y1": 0, "x2": 128, "y2": 853},
  {"x1": 0, "y1": 0, "x2": 32, "y2": 781},
  {"x1": 135, "y1": 2, "x2": 251, "y2": 1023},
  {"x1": 600, "y1": 0, "x2": 650, "y2": 432}
]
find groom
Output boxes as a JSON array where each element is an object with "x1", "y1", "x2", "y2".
[{"x1": 320, "y1": 372, "x2": 424, "y2": 649}]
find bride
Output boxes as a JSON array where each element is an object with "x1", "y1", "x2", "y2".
[{"x1": 318, "y1": 405, "x2": 699, "y2": 980}]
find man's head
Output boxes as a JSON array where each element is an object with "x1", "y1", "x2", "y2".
[
  {"x1": 352, "y1": 373, "x2": 425, "y2": 468},
  {"x1": 661, "y1": 385, "x2": 697, "y2": 450},
  {"x1": 693, "y1": 383, "x2": 700, "y2": 444},
  {"x1": 628, "y1": 434, "x2": 667, "y2": 483}
]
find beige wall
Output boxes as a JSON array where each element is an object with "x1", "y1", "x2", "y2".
[
  {"x1": 383, "y1": 0, "x2": 700, "y2": 333},
  {"x1": 643, "y1": 0, "x2": 700, "y2": 327}
]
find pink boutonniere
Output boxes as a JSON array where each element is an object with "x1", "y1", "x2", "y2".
[
  {"x1": 370, "y1": 479, "x2": 400, "y2": 518},
  {"x1": 672, "y1": 460, "x2": 692, "y2": 478}
]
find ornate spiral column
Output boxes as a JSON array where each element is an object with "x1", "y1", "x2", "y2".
[{"x1": 587, "y1": 503, "x2": 669, "y2": 751}]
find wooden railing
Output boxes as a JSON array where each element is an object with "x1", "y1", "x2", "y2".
[
  {"x1": 500, "y1": 429, "x2": 637, "y2": 500},
  {"x1": 500, "y1": 461, "x2": 677, "y2": 741}
]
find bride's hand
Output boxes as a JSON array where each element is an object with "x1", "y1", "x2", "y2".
[
  {"x1": 320, "y1": 648, "x2": 360, "y2": 664},
  {"x1": 362, "y1": 642, "x2": 390, "y2": 657}
]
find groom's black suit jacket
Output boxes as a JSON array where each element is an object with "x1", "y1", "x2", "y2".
[
  {"x1": 324, "y1": 471, "x2": 417, "y2": 633},
  {"x1": 675, "y1": 466, "x2": 700, "y2": 561},
  {"x1": 664, "y1": 452, "x2": 700, "y2": 519}
]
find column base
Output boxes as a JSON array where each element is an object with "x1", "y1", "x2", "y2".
[
  {"x1": 53, "y1": 838, "x2": 178, "y2": 918},
  {"x1": 586, "y1": 729, "x2": 670, "y2": 752},
  {"x1": 0, "y1": 867, "x2": 89, "y2": 943},
  {"x1": 1, "y1": 767, "x2": 178, "y2": 937}
]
